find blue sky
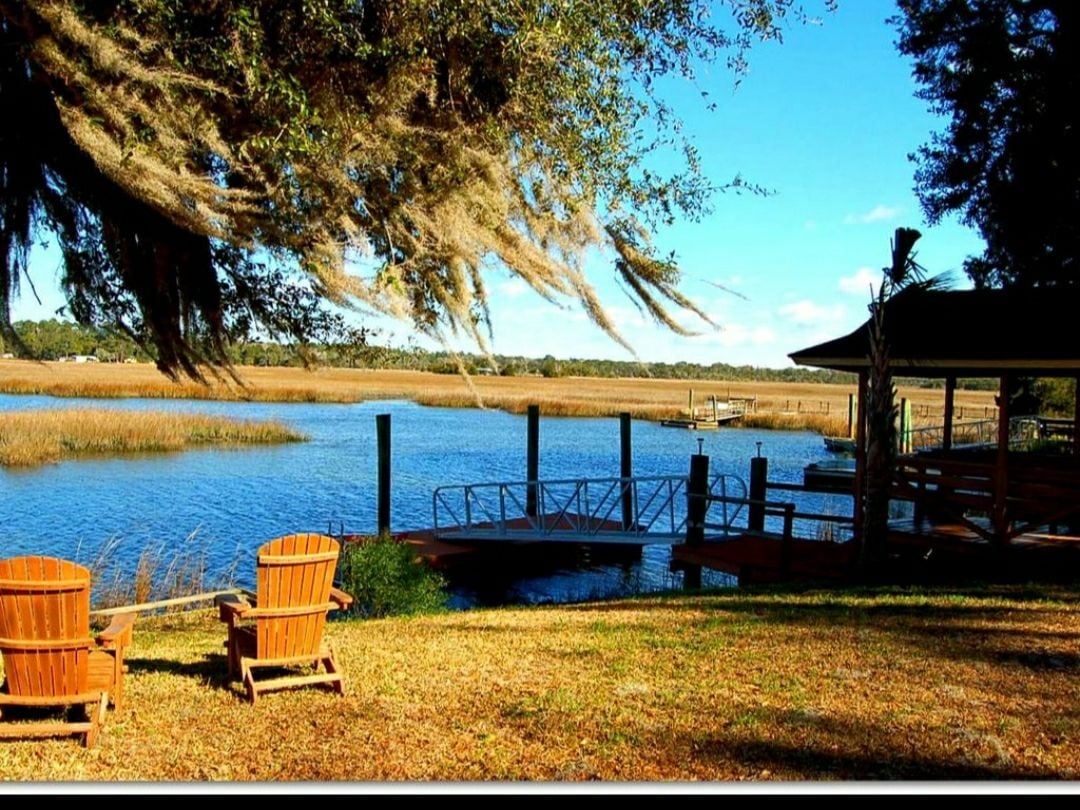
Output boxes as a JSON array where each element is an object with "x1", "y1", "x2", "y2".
[{"x1": 12, "y1": 0, "x2": 985, "y2": 369}]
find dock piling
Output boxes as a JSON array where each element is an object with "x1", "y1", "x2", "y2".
[
  {"x1": 526, "y1": 404, "x2": 540, "y2": 517},
  {"x1": 620, "y1": 412, "x2": 633, "y2": 530},
  {"x1": 376, "y1": 413, "x2": 391, "y2": 536},
  {"x1": 686, "y1": 451, "x2": 710, "y2": 547},
  {"x1": 748, "y1": 455, "x2": 768, "y2": 532}
]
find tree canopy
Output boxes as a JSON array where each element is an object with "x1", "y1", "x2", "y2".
[
  {"x1": 894, "y1": 0, "x2": 1079, "y2": 288},
  {"x1": 1, "y1": 0, "x2": 826, "y2": 380}
]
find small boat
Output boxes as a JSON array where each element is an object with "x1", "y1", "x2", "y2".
[
  {"x1": 823, "y1": 436, "x2": 857, "y2": 453},
  {"x1": 803, "y1": 458, "x2": 857, "y2": 492}
]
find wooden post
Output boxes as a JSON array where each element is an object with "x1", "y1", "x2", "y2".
[
  {"x1": 847, "y1": 392, "x2": 856, "y2": 439},
  {"x1": 993, "y1": 376, "x2": 1010, "y2": 545},
  {"x1": 943, "y1": 376, "x2": 956, "y2": 450},
  {"x1": 683, "y1": 565, "x2": 702, "y2": 590},
  {"x1": 898, "y1": 396, "x2": 908, "y2": 454},
  {"x1": 526, "y1": 404, "x2": 540, "y2": 518},
  {"x1": 686, "y1": 452, "x2": 709, "y2": 546},
  {"x1": 853, "y1": 370, "x2": 868, "y2": 547},
  {"x1": 781, "y1": 504, "x2": 795, "y2": 575},
  {"x1": 711, "y1": 396, "x2": 718, "y2": 421},
  {"x1": 1074, "y1": 377, "x2": 1080, "y2": 457},
  {"x1": 688, "y1": 388, "x2": 695, "y2": 418},
  {"x1": 748, "y1": 455, "x2": 768, "y2": 532},
  {"x1": 620, "y1": 412, "x2": 633, "y2": 530},
  {"x1": 376, "y1": 413, "x2": 391, "y2": 536}
]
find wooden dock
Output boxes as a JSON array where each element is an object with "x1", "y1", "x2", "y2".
[
  {"x1": 660, "y1": 390, "x2": 748, "y2": 429},
  {"x1": 671, "y1": 532, "x2": 857, "y2": 584},
  {"x1": 885, "y1": 518, "x2": 1080, "y2": 581},
  {"x1": 660, "y1": 416, "x2": 738, "y2": 430},
  {"x1": 345, "y1": 513, "x2": 647, "y2": 570}
]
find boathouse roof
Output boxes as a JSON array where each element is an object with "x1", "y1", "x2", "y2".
[{"x1": 788, "y1": 286, "x2": 1080, "y2": 377}]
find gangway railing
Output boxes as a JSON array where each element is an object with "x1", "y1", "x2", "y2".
[
  {"x1": 433, "y1": 473, "x2": 747, "y2": 542},
  {"x1": 907, "y1": 415, "x2": 1063, "y2": 453}
]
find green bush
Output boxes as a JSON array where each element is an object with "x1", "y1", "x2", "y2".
[{"x1": 337, "y1": 534, "x2": 449, "y2": 619}]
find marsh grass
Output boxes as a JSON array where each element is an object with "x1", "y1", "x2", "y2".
[
  {"x1": 0, "y1": 408, "x2": 305, "y2": 467},
  {"x1": 0, "y1": 359, "x2": 1000, "y2": 435},
  {"x1": 740, "y1": 411, "x2": 849, "y2": 435},
  {"x1": 84, "y1": 530, "x2": 243, "y2": 612}
]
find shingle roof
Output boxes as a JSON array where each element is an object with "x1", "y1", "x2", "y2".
[{"x1": 788, "y1": 286, "x2": 1080, "y2": 377}]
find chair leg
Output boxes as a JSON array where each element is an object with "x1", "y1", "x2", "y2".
[
  {"x1": 322, "y1": 646, "x2": 345, "y2": 697},
  {"x1": 84, "y1": 693, "x2": 108, "y2": 749},
  {"x1": 112, "y1": 651, "x2": 124, "y2": 712},
  {"x1": 226, "y1": 629, "x2": 239, "y2": 677},
  {"x1": 240, "y1": 658, "x2": 258, "y2": 704}
]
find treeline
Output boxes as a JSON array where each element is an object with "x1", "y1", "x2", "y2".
[{"x1": 1, "y1": 318, "x2": 995, "y2": 389}]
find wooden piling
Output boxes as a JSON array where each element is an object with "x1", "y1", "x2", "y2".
[
  {"x1": 686, "y1": 452, "x2": 709, "y2": 547},
  {"x1": 748, "y1": 455, "x2": 768, "y2": 532},
  {"x1": 898, "y1": 396, "x2": 908, "y2": 454},
  {"x1": 526, "y1": 403, "x2": 540, "y2": 517},
  {"x1": 620, "y1": 412, "x2": 633, "y2": 530},
  {"x1": 847, "y1": 393, "x2": 855, "y2": 439},
  {"x1": 376, "y1": 413, "x2": 391, "y2": 536}
]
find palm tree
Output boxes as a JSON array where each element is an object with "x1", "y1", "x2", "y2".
[{"x1": 861, "y1": 227, "x2": 932, "y2": 571}]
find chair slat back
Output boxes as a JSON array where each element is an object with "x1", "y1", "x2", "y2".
[
  {"x1": 0, "y1": 556, "x2": 91, "y2": 699},
  {"x1": 254, "y1": 534, "x2": 340, "y2": 659}
]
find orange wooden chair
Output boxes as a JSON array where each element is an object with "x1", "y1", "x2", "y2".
[
  {"x1": 216, "y1": 533, "x2": 353, "y2": 703},
  {"x1": 0, "y1": 556, "x2": 135, "y2": 748}
]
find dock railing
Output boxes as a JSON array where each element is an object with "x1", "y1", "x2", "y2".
[
  {"x1": 433, "y1": 473, "x2": 748, "y2": 542},
  {"x1": 906, "y1": 415, "x2": 1066, "y2": 453}
]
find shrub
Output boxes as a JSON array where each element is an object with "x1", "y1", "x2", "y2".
[{"x1": 337, "y1": 534, "x2": 449, "y2": 619}]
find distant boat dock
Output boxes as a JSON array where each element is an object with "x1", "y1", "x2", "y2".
[{"x1": 660, "y1": 389, "x2": 754, "y2": 430}]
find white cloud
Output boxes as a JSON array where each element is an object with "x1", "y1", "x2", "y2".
[
  {"x1": 496, "y1": 278, "x2": 530, "y2": 298},
  {"x1": 691, "y1": 322, "x2": 777, "y2": 348},
  {"x1": 838, "y1": 267, "x2": 881, "y2": 297},
  {"x1": 843, "y1": 204, "x2": 903, "y2": 225},
  {"x1": 777, "y1": 299, "x2": 846, "y2": 327}
]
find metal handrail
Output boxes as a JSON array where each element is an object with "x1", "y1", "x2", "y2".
[{"x1": 433, "y1": 473, "x2": 747, "y2": 540}]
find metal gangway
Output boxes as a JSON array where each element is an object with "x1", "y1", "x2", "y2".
[
  {"x1": 432, "y1": 473, "x2": 748, "y2": 545},
  {"x1": 906, "y1": 415, "x2": 1065, "y2": 453}
]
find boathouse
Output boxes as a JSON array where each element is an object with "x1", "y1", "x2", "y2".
[{"x1": 789, "y1": 285, "x2": 1080, "y2": 568}]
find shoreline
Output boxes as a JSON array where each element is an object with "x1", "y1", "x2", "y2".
[{"x1": 0, "y1": 358, "x2": 1000, "y2": 436}]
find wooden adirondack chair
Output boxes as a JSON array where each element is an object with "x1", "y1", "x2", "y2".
[
  {"x1": 216, "y1": 533, "x2": 353, "y2": 703},
  {"x1": 0, "y1": 556, "x2": 135, "y2": 748}
]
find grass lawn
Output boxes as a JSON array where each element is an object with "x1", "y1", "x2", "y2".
[{"x1": 1, "y1": 582, "x2": 1076, "y2": 783}]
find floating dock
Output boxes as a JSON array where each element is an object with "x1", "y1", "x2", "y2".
[
  {"x1": 660, "y1": 413, "x2": 743, "y2": 430},
  {"x1": 660, "y1": 390, "x2": 749, "y2": 429},
  {"x1": 671, "y1": 532, "x2": 858, "y2": 583}
]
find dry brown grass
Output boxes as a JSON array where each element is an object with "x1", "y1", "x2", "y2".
[
  {"x1": 0, "y1": 359, "x2": 1000, "y2": 431},
  {"x1": 0, "y1": 582, "x2": 1076, "y2": 782},
  {"x1": 0, "y1": 407, "x2": 304, "y2": 467}
]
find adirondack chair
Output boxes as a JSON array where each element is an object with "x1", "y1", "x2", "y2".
[
  {"x1": 216, "y1": 533, "x2": 353, "y2": 703},
  {"x1": 0, "y1": 556, "x2": 135, "y2": 748}
]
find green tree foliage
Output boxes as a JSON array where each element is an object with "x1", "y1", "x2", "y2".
[
  {"x1": 1, "y1": 0, "x2": 828, "y2": 381},
  {"x1": 894, "y1": 0, "x2": 1080, "y2": 287}
]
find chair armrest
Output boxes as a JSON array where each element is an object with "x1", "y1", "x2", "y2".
[
  {"x1": 215, "y1": 593, "x2": 253, "y2": 624},
  {"x1": 96, "y1": 612, "x2": 136, "y2": 649},
  {"x1": 329, "y1": 587, "x2": 354, "y2": 610}
]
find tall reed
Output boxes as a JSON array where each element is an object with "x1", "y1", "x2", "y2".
[{"x1": 85, "y1": 529, "x2": 244, "y2": 612}]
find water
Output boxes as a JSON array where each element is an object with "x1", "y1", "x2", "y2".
[{"x1": 0, "y1": 395, "x2": 851, "y2": 608}]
